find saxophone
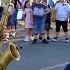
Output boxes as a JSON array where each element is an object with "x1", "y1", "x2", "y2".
[
  {"x1": 0, "y1": 1, "x2": 10, "y2": 43},
  {"x1": 0, "y1": 43, "x2": 20, "y2": 70},
  {"x1": 0, "y1": 0, "x2": 20, "y2": 70}
]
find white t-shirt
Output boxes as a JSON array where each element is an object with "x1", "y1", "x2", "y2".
[{"x1": 55, "y1": 2, "x2": 70, "y2": 21}]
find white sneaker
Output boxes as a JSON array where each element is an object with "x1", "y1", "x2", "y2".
[
  {"x1": 63, "y1": 38, "x2": 69, "y2": 43},
  {"x1": 52, "y1": 37, "x2": 59, "y2": 42},
  {"x1": 24, "y1": 36, "x2": 30, "y2": 42},
  {"x1": 10, "y1": 32, "x2": 16, "y2": 37},
  {"x1": 29, "y1": 36, "x2": 34, "y2": 41}
]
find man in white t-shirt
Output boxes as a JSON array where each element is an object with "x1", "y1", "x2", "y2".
[{"x1": 52, "y1": 0, "x2": 70, "y2": 42}]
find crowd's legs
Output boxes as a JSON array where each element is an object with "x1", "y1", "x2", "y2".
[{"x1": 52, "y1": 20, "x2": 69, "y2": 42}]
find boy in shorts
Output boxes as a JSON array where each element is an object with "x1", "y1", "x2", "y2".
[{"x1": 32, "y1": 0, "x2": 48, "y2": 44}]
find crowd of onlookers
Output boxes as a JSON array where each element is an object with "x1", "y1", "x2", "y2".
[
  {"x1": 22, "y1": 0, "x2": 52, "y2": 44},
  {"x1": 0, "y1": 0, "x2": 70, "y2": 43}
]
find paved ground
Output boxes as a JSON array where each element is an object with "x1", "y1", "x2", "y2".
[{"x1": 2, "y1": 21, "x2": 70, "y2": 70}]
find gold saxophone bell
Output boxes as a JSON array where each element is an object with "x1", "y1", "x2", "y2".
[{"x1": 0, "y1": 43, "x2": 20, "y2": 70}]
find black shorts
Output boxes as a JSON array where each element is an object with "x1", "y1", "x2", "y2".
[
  {"x1": 56, "y1": 20, "x2": 68, "y2": 32},
  {"x1": 45, "y1": 19, "x2": 51, "y2": 31}
]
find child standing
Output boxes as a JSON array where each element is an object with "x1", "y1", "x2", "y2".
[
  {"x1": 23, "y1": 1, "x2": 34, "y2": 42},
  {"x1": 3, "y1": 2, "x2": 15, "y2": 41},
  {"x1": 40, "y1": 0, "x2": 52, "y2": 41},
  {"x1": 32, "y1": 0, "x2": 49, "y2": 44},
  {"x1": 53, "y1": 0, "x2": 70, "y2": 42},
  {"x1": 7, "y1": 2, "x2": 15, "y2": 36}
]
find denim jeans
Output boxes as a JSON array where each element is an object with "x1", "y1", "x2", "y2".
[{"x1": 14, "y1": 8, "x2": 18, "y2": 30}]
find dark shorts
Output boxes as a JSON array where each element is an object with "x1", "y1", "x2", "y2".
[
  {"x1": 33, "y1": 18, "x2": 45, "y2": 34},
  {"x1": 14, "y1": 8, "x2": 18, "y2": 24},
  {"x1": 45, "y1": 18, "x2": 51, "y2": 31},
  {"x1": 7, "y1": 15, "x2": 14, "y2": 27},
  {"x1": 55, "y1": 20, "x2": 68, "y2": 32},
  {"x1": 13, "y1": 8, "x2": 18, "y2": 29}
]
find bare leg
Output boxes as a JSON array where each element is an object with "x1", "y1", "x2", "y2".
[
  {"x1": 28, "y1": 28, "x2": 33, "y2": 38},
  {"x1": 64, "y1": 32, "x2": 68, "y2": 38},
  {"x1": 55, "y1": 32, "x2": 59, "y2": 38}
]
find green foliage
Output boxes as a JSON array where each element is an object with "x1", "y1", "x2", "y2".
[{"x1": 1, "y1": 0, "x2": 9, "y2": 6}]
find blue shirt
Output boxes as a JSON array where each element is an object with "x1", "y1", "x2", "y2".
[{"x1": 32, "y1": 3, "x2": 46, "y2": 18}]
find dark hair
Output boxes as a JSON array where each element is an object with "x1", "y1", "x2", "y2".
[{"x1": 24, "y1": 0, "x2": 29, "y2": 9}]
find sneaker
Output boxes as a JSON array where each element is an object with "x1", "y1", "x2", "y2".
[
  {"x1": 32, "y1": 39, "x2": 37, "y2": 44},
  {"x1": 29, "y1": 36, "x2": 34, "y2": 41},
  {"x1": 47, "y1": 36, "x2": 51, "y2": 40},
  {"x1": 52, "y1": 37, "x2": 59, "y2": 42},
  {"x1": 24, "y1": 37, "x2": 30, "y2": 42},
  {"x1": 64, "y1": 38, "x2": 69, "y2": 43},
  {"x1": 3, "y1": 38, "x2": 8, "y2": 43},
  {"x1": 10, "y1": 31, "x2": 16, "y2": 37},
  {"x1": 42, "y1": 39, "x2": 49, "y2": 44},
  {"x1": 39, "y1": 36, "x2": 42, "y2": 40},
  {"x1": 49, "y1": 27, "x2": 53, "y2": 30}
]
